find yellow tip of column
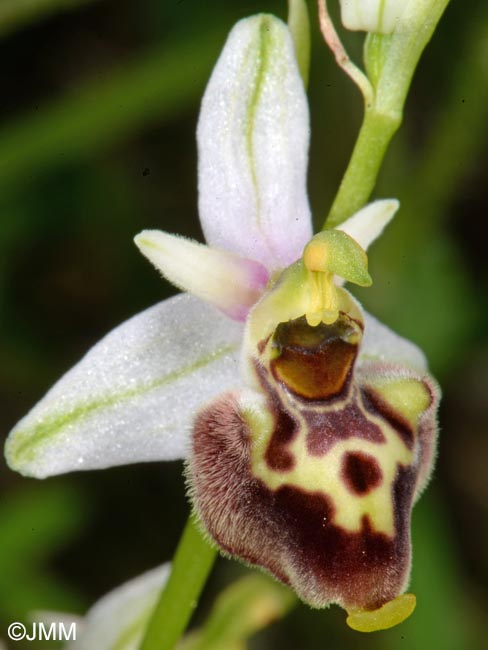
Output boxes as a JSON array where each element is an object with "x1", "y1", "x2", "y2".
[
  {"x1": 346, "y1": 593, "x2": 416, "y2": 633},
  {"x1": 303, "y1": 240, "x2": 329, "y2": 272}
]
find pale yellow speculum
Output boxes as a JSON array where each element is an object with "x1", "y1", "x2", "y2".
[
  {"x1": 243, "y1": 390, "x2": 413, "y2": 537},
  {"x1": 375, "y1": 379, "x2": 431, "y2": 426}
]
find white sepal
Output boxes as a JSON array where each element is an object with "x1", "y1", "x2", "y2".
[
  {"x1": 360, "y1": 311, "x2": 427, "y2": 371},
  {"x1": 197, "y1": 14, "x2": 312, "y2": 271},
  {"x1": 135, "y1": 230, "x2": 268, "y2": 321},
  {"x1": 337, "y1": 199, "x2": 399, "y2": 252},
  {"x1": 5, "y1": 295, "x2": 242, "y2": 477}
]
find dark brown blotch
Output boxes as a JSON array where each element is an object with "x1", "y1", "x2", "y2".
[
  {"x1": 306, "y1": 400, "x2": 386, "y2": 456},
  {"x1": 264, "y1": 406, "x2": 297, "y2": 472},
  {"x1": 342, "y1": 451, "x2": 383, "y2": 495}
]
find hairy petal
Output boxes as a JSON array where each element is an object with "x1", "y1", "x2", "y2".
[
  {"x1": 6, "y1": 295, "x2": 242, "y2": 478},
  {"x1": 135, "y1": 230, "x2": 269, "y2": 321},
  {"x1": 197, "y1": 14, "x2": 312, "y2": 270},
  {"x1": 69, "y1": 565, "x2": 170, "y2": 650},
  {"x1": 337, "y1": 199, "x2": 399, "y2": 252}
]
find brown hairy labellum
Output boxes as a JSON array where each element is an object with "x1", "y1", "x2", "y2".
[{"x1": 188, "y1": 314, "x2": 439, "y2": 613}]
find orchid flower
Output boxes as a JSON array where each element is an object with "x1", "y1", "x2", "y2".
[{"x1": 5, "y1": 13, "x2": 439, "y2": 634}]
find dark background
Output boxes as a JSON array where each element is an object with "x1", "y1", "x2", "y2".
[{"x1": 0, "y1": 1, "x2": 486, "y2": 648}]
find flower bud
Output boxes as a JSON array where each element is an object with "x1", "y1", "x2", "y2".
[{"x1": 339, "y1": 0, "x2": 407, "y2": 34}]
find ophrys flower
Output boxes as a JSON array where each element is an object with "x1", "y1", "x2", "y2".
[{"x1": 5, "y1": 13, "x2": 439, "y2": 633}]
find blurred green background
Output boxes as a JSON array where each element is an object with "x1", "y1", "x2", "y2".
[{"x1": 0, "y1": 0, "x2": 486, "y2": 648}]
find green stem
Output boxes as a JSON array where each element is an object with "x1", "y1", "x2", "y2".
[
  {"x1": 287, "y1": 0, "x2": 311, "y2": 86},
  {"x1": 325, "y1": 107, "x2": 401, "y2": 228},
  {"x1": 139, "y1": 515, "x2": 217, "y2": 650},
  {"x1": 323, "y1": 0, "x2": 451, "y2": 229}
]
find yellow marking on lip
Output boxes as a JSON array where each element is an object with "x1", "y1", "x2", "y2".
[
  {"x1": 373, "y1": 378, "x2": 431, "y2": 429},
  {"x1": 244, "y1": 393, "x2": 414, "y2": 537}
]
